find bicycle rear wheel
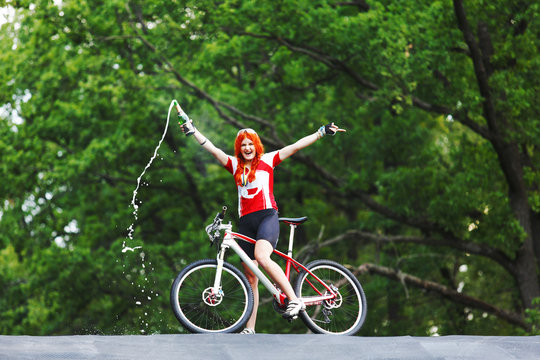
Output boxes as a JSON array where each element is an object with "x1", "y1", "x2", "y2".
[
  {"x1": 295, "y1": 259, "x2": 367, "y2": 335},
  {"x1": 170, "y1": 259, "x2": 254, "y2": 333}
]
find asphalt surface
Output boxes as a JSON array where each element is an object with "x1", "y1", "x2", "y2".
[{"x1": 1, "y1": 334, "x2": 539, "y2": 360}]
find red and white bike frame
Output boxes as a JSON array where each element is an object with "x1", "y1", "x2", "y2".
[{"x1": 211, "y1": 221, "x2": 337, "y2": 308}]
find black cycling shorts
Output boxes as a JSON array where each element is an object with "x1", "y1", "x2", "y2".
[{"x1": 238, "y1": 209, "x2": 280, "y2": 260}]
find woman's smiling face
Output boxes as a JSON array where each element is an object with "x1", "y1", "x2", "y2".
[{"x1": 240, "y1": 137, "x2": 256, "y2": 162}]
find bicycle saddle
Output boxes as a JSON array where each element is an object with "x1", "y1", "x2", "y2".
[{"x1": 278, "y1": 216, "x2": 308, "y2": 226}]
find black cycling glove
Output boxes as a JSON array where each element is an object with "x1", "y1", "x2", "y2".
[{"x1": 318, "y1": 123, "x2": 336, "y2": 137}]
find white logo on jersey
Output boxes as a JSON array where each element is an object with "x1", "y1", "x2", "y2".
[{"x1": 240, "y1": 183, "x2": 262, "y2": 199}]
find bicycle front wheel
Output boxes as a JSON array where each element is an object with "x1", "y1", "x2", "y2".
[
  {"x1": 170, "y1": 259, "x2": 254, "y2": 333},
  {"x1": 295, "y1": 259, "x2": 367, "y2": 335}
]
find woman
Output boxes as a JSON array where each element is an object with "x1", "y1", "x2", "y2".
[{"x1": 181, "y1": 118, "x2": 345, "y2": 334}]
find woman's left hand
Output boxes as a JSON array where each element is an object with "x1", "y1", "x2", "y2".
[{"x1": 321, "y1": 123, "x2": 346, "y2": 136}]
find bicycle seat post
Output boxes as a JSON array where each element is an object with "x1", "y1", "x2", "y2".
[
  {"x1": 279, "y1": 216, "x2": 307, "y2": 279},
  {"x1": 285, "y1": 223, "x2": 296, "y2": 279},
  {"x1": 287, "y1": 223, "x2": 296, "y2": 257}
]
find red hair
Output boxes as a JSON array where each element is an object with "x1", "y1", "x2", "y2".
[{"x1": 234, "y1": 130, "x2": 264, "y2": 186}]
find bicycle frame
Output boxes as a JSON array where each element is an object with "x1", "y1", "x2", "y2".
[{"x1": 211, "y1": 221, "x2": 337, "y2": 308}]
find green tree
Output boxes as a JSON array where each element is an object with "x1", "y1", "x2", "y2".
[{"x1": 1, "y1": 0, "x2": 539, "y2": 335}]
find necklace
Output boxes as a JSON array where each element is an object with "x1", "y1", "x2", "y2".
[{"x1": 241, "y1": 166, "x2": 251, "y2": 187}]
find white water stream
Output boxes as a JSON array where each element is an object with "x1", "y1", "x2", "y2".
[
  {"x1": 124, "y1": 100, "x2": 176, "y2": 248},
  {"x1": 122, "y1": 100, "x2": 178, "y2": 333}
]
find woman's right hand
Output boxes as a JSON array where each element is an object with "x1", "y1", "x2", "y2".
[{"x1": 181, "y1": 119, "x2": 196, "y2": 136}]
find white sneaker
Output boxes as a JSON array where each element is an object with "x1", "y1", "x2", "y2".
[
  {"x1": 282, "y1": 299, "x2": 305, "y2": 319},
  {"x1": 240, "y1": 328, "x2": 255, "y2": 334}
]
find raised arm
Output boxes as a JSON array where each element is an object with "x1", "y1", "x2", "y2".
[
  {"x1": 279, "y1": 123, "x2": 346, "y2": 161},
  {"x1": 191, "y1": 129, "x2": 229, "y2": 166},
  {"x1": 180, "y1": 116, "x2": 229, "y2": 166}
]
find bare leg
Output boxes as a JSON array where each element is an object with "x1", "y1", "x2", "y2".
[
  {"x1": 254, "y1": 240, "x2": 298, "y2": 302},
  {"x1": 241, "y1": 261, "x2": 259, "y2": 331}
]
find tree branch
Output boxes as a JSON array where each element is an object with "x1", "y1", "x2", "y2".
[
  {"x1": 356, "y1": 230, "x2": 515, "y2": 275},
  {"x1": 331, "y1": 2, "x2": 370, "y2": 12},
  {"x1": 452, "y1": 0, "x2": 498, "y2": 135},
  {"x1": 240, "y1": 31, "x2": 492, "y2": 140},
  {"x1": 411, "y1": 97, "x2": 492, "y2": 139},
  {"x1": 232, "y1": 31, "x2": 376, "y2": 90},
  {"x1": 297, "y1": 228, "x2": 516, "y2": 276},
  {"x1": 355, "y1": 262, "x2": 528, "y2": 329}
]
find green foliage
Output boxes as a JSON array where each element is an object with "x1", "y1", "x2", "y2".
[
  {"x1": 1, "y1": 0, "x2": 539, "y2": 336},
  {"x1": 524, "y1": 298, "x2": 540, "y2": 335}
]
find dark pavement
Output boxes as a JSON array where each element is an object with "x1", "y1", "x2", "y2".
[{"x1": 1, "y1": 334, "x2": 539, "y2": 360}]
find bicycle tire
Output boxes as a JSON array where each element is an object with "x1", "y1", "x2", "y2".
[
  {"x1": 295, "y1": 259, "x2": 367, "y2": 335},
  {"x1": 170, "y1": 259, "x2": 254, "y2": 333}
]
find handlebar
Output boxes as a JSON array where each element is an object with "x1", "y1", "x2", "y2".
[
  {"x1": 205, "y1": 206, "x2": 228, "y2": 245},
  {"x1": 218, "y1": 206, "x2": 227, "y2": 220}
]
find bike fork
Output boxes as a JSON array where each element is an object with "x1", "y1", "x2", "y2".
[{"x1": 212, "y1": 244, "x2": 228, "y2": 295}]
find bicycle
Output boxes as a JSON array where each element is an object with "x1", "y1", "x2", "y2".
[{"x1": 170, "y1": 206, "x2": 367, "y2": 335}]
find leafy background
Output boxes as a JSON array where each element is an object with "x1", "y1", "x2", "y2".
[{"x1": 1, "y1": 0, "x2": 539, "y2": 335}]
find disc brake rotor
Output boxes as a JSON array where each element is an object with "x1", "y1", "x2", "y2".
[
  {"x1": 202, "y1": 287, "x2": 223, "y2": 306},
  {"x1": 323, "y1": 285, "x2": 342, "y2": 309}
]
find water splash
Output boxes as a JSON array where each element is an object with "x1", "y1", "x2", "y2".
[
  {"x1": 121, "y1": 246, "x2": 142, "y2": 253},
  {"x1": 121, "y1": 100, "x2": 179, "y2": 334},
  {"x1": 123, "y1": 100, "x2": 176, "y2": 249}
]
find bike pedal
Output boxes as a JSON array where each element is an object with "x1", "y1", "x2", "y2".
[{"x1": 284, "y1": 315, "x2": 298, "y2": 322}]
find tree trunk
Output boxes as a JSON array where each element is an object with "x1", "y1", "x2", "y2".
[
  {"x1": 495, "y1": 142, "x2": 539, "y2": 309},
  {"x1": 532, "y1": 211, "x2": 540, "y2": 269},
  {"x1": 453, "y1": 0, "x2": 540, "y2": 310}
]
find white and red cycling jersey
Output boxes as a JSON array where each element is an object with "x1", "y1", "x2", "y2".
[{"x1": 224, "y1": 151, "x2": 282, "y2": 217}]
